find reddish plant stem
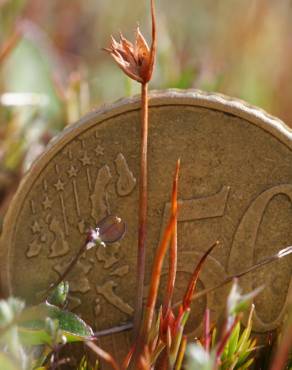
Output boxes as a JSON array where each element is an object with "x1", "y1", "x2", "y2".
[{"x1": 134, "y1": 82, "x2": 149, "y2": 335}]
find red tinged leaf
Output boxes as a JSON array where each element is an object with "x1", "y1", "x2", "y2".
[
  {"x1": 137, "y1": 345, "x2": 151, "y2": 370},
  {"x1": 185, "y1": 244, "x2": 292, "y2": 306},
  {"x1": 143, "y1": 160, "x2": 180, "y2": 336},
  {"x1": 182, "y1": 240, "x2": 220, "y2": 310},
  {"x1": 122, "y1": 344, "x2": 135, "y2": 370},
  {"x1": 163, "y1": 159, "x2": 180, "y2": 314},
  {"x1": 160, "y1": 307, "x2": 175, "y2": 340}
]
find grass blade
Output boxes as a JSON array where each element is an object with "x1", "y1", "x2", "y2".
[
  {"x1": 143, "y1": 160, "x2": 180, "y2": 336},
  {"x1": 163, "y1": 161, "x2": 179, "y2": 314},
  {"x1": 182, "y1": 240, "x2": 220, "y2": 310}
]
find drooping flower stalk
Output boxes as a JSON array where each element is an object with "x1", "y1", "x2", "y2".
[
  {"x1": 104, "y1": 0, "x2": 157, "y2": 334},
  {"x1": 46, "y1": 215, "x2": 125, "y2": 295}
]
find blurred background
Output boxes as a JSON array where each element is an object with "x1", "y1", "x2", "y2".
[{"x1": 0, "y1": 0, "x2": 292, "y2": 225}]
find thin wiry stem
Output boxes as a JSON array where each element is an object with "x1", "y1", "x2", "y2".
[
  {"x1": 45, "y1": 241, "x2": 87, "y2": 295},
  {"x1": 172, "y1": 245, "x2": 292, "y2": 309},
  {"x1": 134, "y1": 82, "x2": 149, "y2": 335},
  {"x1": 94, "y1": 322, "x2": 133, "y2": 338}
]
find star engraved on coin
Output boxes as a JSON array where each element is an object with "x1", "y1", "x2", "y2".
[
  {"x1": 95, "y1": 145, "x2": 104, "y2": 156},
  {"x1": 42, "y1": 195, "x2": 52, "y2": 210},
  {"x1": 79, "y1": 152, "x2": 91, "y2": 166},
  {"x1": 67, "y1": 165, "x2": 78, "y2": 178},
  {"x1": 54, "y1": 179, "x2": 65, "y2": 192}
]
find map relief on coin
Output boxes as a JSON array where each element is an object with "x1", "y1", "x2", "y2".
[
  {"x1": 1, "y1": 90, "x2": 292, "y2": 340},
  {"x1": 18, "y1": 130, "x2": 138, "y2": 326}
]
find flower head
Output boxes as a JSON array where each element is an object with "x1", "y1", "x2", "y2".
[
  {"x1": 85, "y1": 215, "x2": 126, "y2": 250},
  {"x1": 104, "y1": 0, "x2": 156, "y2": 84},
  {"x1": 86, "y1": 227, "x2": 105, "y2": 250}
]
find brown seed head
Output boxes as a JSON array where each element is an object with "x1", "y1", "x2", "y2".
[{"x1": 104, "y1": 0, "x2": 156, "y2": 84}]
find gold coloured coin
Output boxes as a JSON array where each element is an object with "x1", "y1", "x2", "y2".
[{"x1": 1, "y1": 91, "x2": 292, "y2": 355}]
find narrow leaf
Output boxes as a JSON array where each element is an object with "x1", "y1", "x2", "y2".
[
  {"x1": 143, "y1": 161, "x2": 179, "y2": 336},
  {"x1": 227, "y1": 322, "x2": 240, "y2": 358},
  {"x1": 174, "y1": 336, "x2": 187, "y2": 370},
  {"x1": 186, "y1": 245, "x2": 292, "y2": 306},
  {"x1": 183, "y1": 240, "x2": 220, "y2": 310},
  {"x1": 163, "y1": 160, "x2": 180, "y2": 314}
]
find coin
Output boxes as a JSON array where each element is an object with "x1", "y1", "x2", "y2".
[{"x1": 1, "y1": 90, "x2": 291, "y2": 352}]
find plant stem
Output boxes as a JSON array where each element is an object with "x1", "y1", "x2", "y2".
[
  {"x1": 94, "y1": 322, "x2": 133, "y2": 338},
  {"x1": 134, "y1": 82, "x2": 149, "y2": 335},
  {"x1": 45, "y1": 241, "x2": 87, "y2": 295},
  {"x1": 172, "y1": 245, "x2": 292, "y2": 309}
]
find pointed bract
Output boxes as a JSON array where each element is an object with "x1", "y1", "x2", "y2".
[{"x1": 104, "y1": 0, "x2": 156, "y2": 84}]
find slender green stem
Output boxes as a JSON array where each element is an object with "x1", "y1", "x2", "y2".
[{"x1": 134, "y1": 82, "x2": 149, "y2": 335}]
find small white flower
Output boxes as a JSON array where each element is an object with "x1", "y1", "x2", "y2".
[
  {"x1": 86, "y1": 241, "x2": 96, "y2": 250},
  {"x1": 91, "y1": 227, "x2": 100, "y2": 241},
  {"x1": 86, "y1": 227, "x2": 106, "y2": 250}
]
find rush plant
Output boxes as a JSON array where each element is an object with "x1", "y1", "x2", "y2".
[
  {"x1": 0, "y1": 1, "x2": 292, "y2": 369},
  {"x1": 104, "y1": 0, "x2": 156, "y2": 333}
]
